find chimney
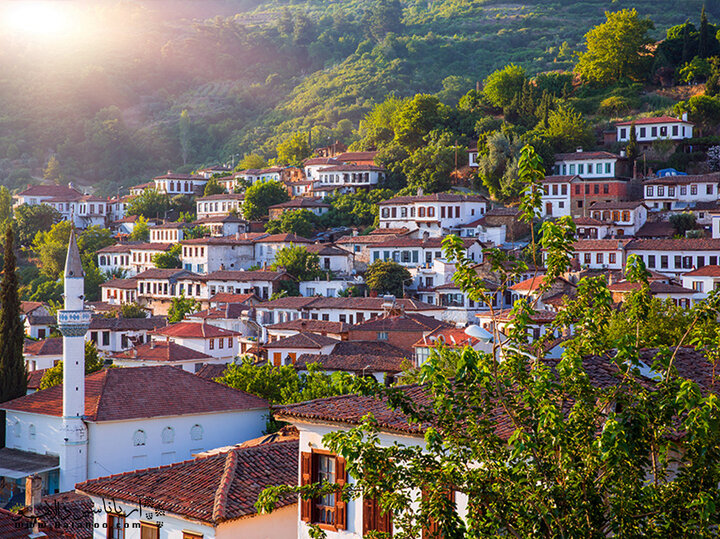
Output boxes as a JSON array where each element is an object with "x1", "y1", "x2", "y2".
[
  {"x1": 682, "y1": 112, "x2": 688, "y2": 122},
  {"x1": 417, "y1": 187, "x2": 424, "y2": 196},
  {"x1": 25, "y1": 474, "x2": 42, "y2": 536}
]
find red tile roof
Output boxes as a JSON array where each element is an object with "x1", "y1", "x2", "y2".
[
  {"x1": 0, "y1": 508, "x2": 73, "y2": 539},
  {"x1": 154, "y1": 321, "x2": 241, "y2": 339},
  {"x1": 573, "y1": 239, "x2": 632, "y2": 251},
  {"x1": 210, "y1": 292, "x2": 259, "y2": 304},
  {"x1": 197, "y1": 193, "x2": 244, "y2": 201},
  {"x1": 16, "y1": 184, "x2": 82, "y2": 198},
  {"x1": 268, "y1": 198, "x2": 330, "y2": 209},
  {"x1": 195, "y1": 363, "x2": 230, "y2": 380},
  {"x1": 510, "y1": 275, "x2": 549, "y2": 291},
  {"x1": 627, "y1": 238, "x2": 720, "y2": 251},
  {"x1": 541, "y1": 175, "x2": 577, "y2": 184},
  {"x1": 555, "y1": 151, "x2": 623, "y2": 161},
  {"x1": 110, "y1": 341, "x2": 214, "y2": 362},
  {"x1": 303, "y1": 157, "x2": 341, "y2": 166},
  {"x1": 295, "y1": 352, "x2": 407, "y2": 373},
  {"x1": 263, "y1": 332, "x2": 339, "y2": 349},
  {"x1": 369, "y1": 237, "x2": 480, "y2": 249},
  {"x1": 26, "y1": 368, "x2": 49, "y2": 390},
  {"x1": 644, "y1": 172, "x2": 720, "y2": 185},
  {"x1": 683, "y1": 265, "x2": 720, "y2": 277},
  {"x1": 318, "y1": 163, "x2": 385, "y2": 172},
  {"x1": 20, "y1": 301, "x2": 45, "y2": 315},
  {"x1": 335, "y1": 151, "x2": 378, "y2": 162},
  {"x1": 413, "y1": 326, "x2": 483, "y2": 349},
  {"x1": 608, "y1": 281, "x2": 694, "y2": 294},
  {"x1": 27, "y1": 492, "x2": 93, "y2": 539},
  {"x1": 379, "y1": 193, "x2": 487, "y2": 205},
  {"x1": 588, "y1": 201, "x2": 646, "y2": 210},
  {"x1": 348, "y1": 312, "x2": 449, "y2": 333},
  {"x1": 24, "y1": 337, "x2": 62, "y2": 356},
  {"x1": 615, "y1": 115, "x2": 692, "y2": 126},
  {"x1": 202, "y1": 270, "x2": 293, "y2": 282},
  {"x1": 1, "y1": 366, "x2": 266, "y2": 420},
  {"x1": 99, "y1": 278, "x2": 137, "y2": 290},
  {"x1": 253, "y1": 233, "x2": 312, "y2": 243},
  {"x1": 266, "y1": 319, "x2": 349, "y2": 334},
  {"x1": 76, "y1": 440, "x2": 298, "y2": 525}
]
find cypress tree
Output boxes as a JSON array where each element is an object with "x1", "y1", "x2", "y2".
[
  {"x1": 0, "y1": 226, "x2": 26, "y2": 402},
  {"x1": 626, "y1": 121, "x2": 639, "y2": 165},
  {"x1": 682, "y1": 21, "x2": 692, "y2": 64},
  {"x1": 699, "y1": 6, "x2": 709, "y2": 58}
]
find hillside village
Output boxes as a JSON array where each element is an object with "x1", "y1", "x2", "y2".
[{"x1": 5, "y1": 3, "x2": 720, "y2": 539}]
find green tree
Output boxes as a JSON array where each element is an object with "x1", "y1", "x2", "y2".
[
  {"x1": 43, "y1": 155, "x2": 63, "y2": 184},
  {"x1": 265, "y1": 209, "x2": 317, "y2": 238},
  {"x1": 534, "y1": 104, "x2": 594, "y2": 153},
  {"x1": 482, "y1": 64, "x2": 527, "y2": 109},
  {"x1": 14, "y1": 204, "x2": 60, "y2": 246},
  {"x1": 32, "y1": 220, "x2": 73, "y2": 279},
  {"x1": 40, "y1": 341, "x2": 104, "y2": 389},
  {"x1": 276, "y1": 132, "x2": 312, "y2": 167},
  {"x1": 243, "y1": 180, "x2": 290, "y2": 220},
  {"x1": 152, "y1": 244, "x2": 182, "y2": 268},
  {"x1": 626, "y1": 121, "x2": 639, "y2": 163},
  {"x1": 364, "y1": 260, "x2": 412, "y2": 297},
  {"x1": 357, "y1": 96, "x2": 404, "y2": 150},
  {"x1": 184, "y1": 225, "x2": 209, "y2": 240},
  {"x1": 0, "y1": 226, "x2": 26, "y2": 402},
  {"x1": 83, "y1": 259, "x2": 105, "y2": 302},
  {"x1": 78, "y1": 226, "x2": 115, "y2": 262},
  {"x1": 168, "y1": 294, "x2": 200, "y2": 323},
  {"x1": 217, "y1": 358, "x2": 352, "y2": 406},
  {"x1": 670, "y1": 212, "x2": 697, "y2": 237},
  {"x1": 119, "y1": 302, "x2": 148, "y2": 318},
  {"x1": 674, "y1": 95, "x2": 720, "y2": 135},
  {"x1": 369, "y1": 0, "x2": 403, "y2": 42},
  {"x1": 0, "y1": 186, "x2": 12, "y2": 226},
  {"x1": 271, "y1": 245, "x2": 321, "y2": 281},
  {"x1": 477, "y1": 131, "x2": 523, "y2": 201},
  {"x1": 393, "y1": 95, "x2": 449, "y2": 151},
  {"x1": 400, "y1": 135, "x2": 462, "y2": 194},
  {"x1": 259, "y1": 149, "x2": 720, "y2": 537},
  {"x1": 699, "y1": 5, "x2": 710, "y2": 58},
  {"x1": 125, "y1": 189, "x2": 170, "y2": 219},
  {"x1": 130, "y1": 216, "x2": 150, "y2": 241},
  {"x1": 575, "y1": 9, "x2": 655, "y2": 84},
  {"x1": 203, "y1": 178, "x2": 226, "y2": 196},
  {"x1": 236, "y1": 153, "x2": 268, "y2": 171}
]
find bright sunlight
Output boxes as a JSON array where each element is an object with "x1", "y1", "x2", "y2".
[{"x1": 3, "y1": 1, "x2": 71, "y2": 36}]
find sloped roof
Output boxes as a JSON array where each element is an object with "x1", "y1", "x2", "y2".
[
  {"x1": 99, "y1": 278, "x2": 138, "y2": 290},
  {"x1": 1, "y1": 366, "x2": 267, "y2": 420},
  {"x1": 294, "y1": 352, "x2": 406, "y2": 373},
  {"x1": 77, "y1": 440, "x2": 297, "y2": 525},
  {"x1": 644, "y1": 172, "x2": 720, "y2": 185},
  {"x1": 268, "y1": 198, "x2": 330, "y2": 209},
  {"x1": 253, "y1": 233, "x2": 312, "y2": 243},
  {"x1": 608, "y1": 281, "x2": 695, "y2": 294},
  {"x1": 20, "y1": 301, "x2": 45, "y2": 315},
  {"x1": 16, "y1": 184, "x2": 82, "y2": 198},
  {"x1": 266, "y1": 319, "x2": 349, "y2": 334},
  {"x1": 202, "y1": 270, "x2": 293, "y2": 282},
  {"x1": 589, "y1": 201, "x2": 646, "y2": 210},
  {"x1": 210, "y1": 292, "x2": 259, "y2": 303},
  {"x1": 349, "y1": 312, "x2": 448, "y2": 333},
  {"x1": 27, "y1": 492, "x2": 93, "y2": 539},
  {"x1": 263, "y1": 332, "x2": 339, "y2": 349},
  {"x1": 154, "y1": 321, "x2": 241, "y2": 339},
  {"x1": 89, "y1": 316, "x2": 165, "y2": 331},
  {"x1": 683, "y1": 265, "x2": 720, "y2": 277},
  {"x1": 195, "y1": 363, "x2": 230, "y2": 380},
  {"x1": 627, "y1": 238, "x2": 720, "y2": 251},
  {"x1": 0, "y1": 508, "x2": 73, "y2": 539},
  {"x1": 615, "y1": 116, "x2": 692, "y2": 126},
  {"x1": 24, "y1": 337, "x2": 62, "y2": 356},
  {"x1": 110, "y1": 341, "x2": 213, "y2": 362},
  {"x1": 379, "y1": 193, "x2": 488, "y2": 205},
  {"x1": 305, "y1": 243, "x2": 352, "y2": 256},
  {"x1": 134, "y1": 268, "x2": 199, "y2": 280},
  {"x1": 555, "y1": 151, "x2": 623, "y2": 161}
]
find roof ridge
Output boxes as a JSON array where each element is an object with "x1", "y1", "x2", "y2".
[{"x1": 212, "y1": 448, "x2": 239, "y2": 523}]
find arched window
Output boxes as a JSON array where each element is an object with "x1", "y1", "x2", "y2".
[
  {"x1": 400, "y1": 207, "x2": 407, "y2": 218},
  {"x1": 161, "y1": 427, "x2": 175, "y2": 444},
  {"x1": 133, "y1": 429, "x2": 146, "y2": 446},
  {"x1": 418, "y1": 207, "x2": 426, "y2": 217},
  {"x1": 29, "y1": 424, "x2": 36, "y2": 440},
  {"x1": 13, "y1": 421, "x2": 20, "y2": 438},
  {"x1": 190, "y1": 424, "x2": 203, "y2": 441}
]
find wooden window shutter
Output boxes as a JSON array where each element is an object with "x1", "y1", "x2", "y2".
[
  {"x1": 335, "y1": 456, "x2": 348, "y2": 530},
  {"x1": 300, "y1": 452, "x2": 313, "y2": 522},
  {"x1": 363, "y1": 497, "x2": 375, "y2": 535}
]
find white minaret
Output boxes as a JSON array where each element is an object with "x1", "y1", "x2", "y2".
[{"x1": 58, "y1": 229, "x2": 91, "y2": 492}]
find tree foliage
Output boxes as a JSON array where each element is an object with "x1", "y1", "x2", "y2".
[
  {"x1": 40, "y1": 341, "x2": 104, "y2": 390},
  {"x1": 203, "y1": 178, "x2": 226, "y2": 196},
  {"x1": 364, "y1": 260, "x2": 412, "y2": 297},
  {"x1": 14, "y1": 204, "x2": 60, "y2": 246},
  {"x1": 130, "y1": 215, "x2": 150, "y2": 241},
  {"x1": 575, "y1": 9, "x2": 655, "y2": 84},
  {"x1": 0, "y1": 226, "x2": 25, "y2": 402},
  {"x1": 266, "y1": 209, "x2": 317, "y2": 238},
  {"x1": 271, "y1": 245, "x2": 322, "y2": 281},
  {"x1": 243, "y1": 180, "x2": 290, "y2": 220},
  {"x1": 125, "y1": 189, "x2": 170, "y2": 219},
  {"x1": 168, "y1": 294, "x2": 200, "y2": 323},
  {"x1": 482, "y1": 64, "x2": 527, "y2": 109},
  {"x1": 119, "y1": 302, "x2": 148, "y2": 318},
  {"x1": 275, "y1": 131, "x2": 312, "y2": 167}
]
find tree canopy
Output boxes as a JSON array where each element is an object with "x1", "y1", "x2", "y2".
[
  {"x1": 364, "y1": 260, "x2": 412, "y2": 297},
  {"x1": 243, "y1": 180, "x2": 291, "y2": 220}
]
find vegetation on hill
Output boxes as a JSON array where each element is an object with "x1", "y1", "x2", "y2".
[{"x1": 0, "y1": 0, "x2": 717, "y2": 196}]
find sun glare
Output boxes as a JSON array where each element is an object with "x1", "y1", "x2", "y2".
[{"x1": 4, "y1": 1, "x2": 70, "y2": 36}]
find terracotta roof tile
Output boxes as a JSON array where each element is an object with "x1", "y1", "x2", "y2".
[
  {"x1": 266, "y1": 319, "x2": 349, "y2": 333},
  {"x1": 0, "y1": 508, "x2": 73, "y2": 539},
  {"x1": 253, "y1": 233, "x2": 312, "y2": 243},
  {"x1": 89, "y1": 316, "x2": 165, "y2": 331},
  {"x1": 555, "y1": 151, "x2": 623, "y2": 161},
  {"x1": 268, "y1": 198, "x2": 330, "y2": 209},
  {"x1": 627, "y1": 238, "x2": 720, "y2": 251},
  {"x1": 26, "y1": 492, "x2": 93, "y2": 539},
  {"x1": 16, "y1": 184, "x2": 82, "y2": 198},
  {"x1": 202, "y1": 270, "x2": 293, "y2": 282},
  {"x1": 264, "y1": 332, "x2": 340, "y2": 349},
  {"x1": 644, "y1": 172, "x2": 720, "y2": 185},
  {"x1": 153, "y1": 321, "x2": 241, "y2": 339},
  {"x1": 615, "y1": 115, "x2": 692, "y2": 126},
  {"x1": 683, "y1": 265, "x2": 720, "y2": 277},
  {"x1": 378, "y1": 193, "x2": 488, "y2": 205},
  {"x1": 1, "y1": 366, "x2": 267, "y2": 421},
  {"x1": 24, "y1": 338, "x2": 63, "y2": 356},
  {"x1": 110, "y1": 341, "x2": 214, "y2": 362},
  {"x1": 76, "y1": 440, "x2": 298, "y2": 525},
  {"x1": 348, "y1": 312, "x2": 449, "y2": 332}
]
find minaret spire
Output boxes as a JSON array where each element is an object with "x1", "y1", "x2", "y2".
[{"x1": 58, "y1": 228, "x2": 91, "y2": 491}]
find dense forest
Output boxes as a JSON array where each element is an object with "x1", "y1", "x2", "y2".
[{"x1": 0, "y1": 0, "x2": 717, "y2": 195}]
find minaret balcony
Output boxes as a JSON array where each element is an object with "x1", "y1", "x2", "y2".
[{"x1": 58, "y1": 310, "x2": 92, "y2": 336}]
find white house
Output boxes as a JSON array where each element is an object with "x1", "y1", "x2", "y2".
[
  {"x1": 194, "y1": 215, "x2": 247, "y2": 237},
  {"x1": 13, "y1": 183, "x2": 82, "y2": 208},
  {"x1": 626, "y1": 238, "x2": 720, "y2": 277},
  {"x1": 181, "y1": 235, "x2": 259, "y2": 273},
  {"x1": 100, "y1": 278, "x2": 138, "y2": 305},
  {"x1": 552, "y1": 150, "x2": 627, "y2": 178},
  {"x1": 615, "y1": 115, "x2": 693, "y2": 143},
  {"x1": 109, "y1": 341, "x2": 219, "y2": 372},
  {"x1": 196, "y1": 193, "x2": 244, "y2": 219},
  {"x1": 377, "y1": 193, "x2": 489, "y2": 236},
  {"x1": 149, "y1": 222, "x2": 191, "y2": 243},
  {"x1": 152, "y1": 172, "x2": 206, "y2": 195},
  {"x1": 304, "y1": 157, "x2": 341, "y2": 180},
  {"x1": 368, "y1": 237, "x2": 484, "y2": 268},
  {"x1": 200, "y1": 269, "x2": 296, "y2": 301},
  {"x1": 539, "y1": 175, "x2": 574, "y2": 218},
  {"x1": 571, "y1": 239, "x2": 631, "y2": 270},
  {"x1": 253, "y1": 233, "x2": 313, "y2": 267},
  {"x1": 643, "y1": 173, "x2": 720, "y2": 211},
  {"x1": 152, "y1": 321, "x2": 240, "y2": 361},
  {"x1": 588, "y1": 201, "x2": 648, "y2": 237},
  {"x1": 23, "y1": 338, "x2": 63, "y2": 372},
  {"x1": 76, "y1": 438, "x2": 298, "y2": 539},
  {"x1": 268, "y1": 197, "x2": 330, "y2": 220},
  {"x1": 129, "y1": 242, "x2": 174, "y2": 274},
  {"x1": 87, "y1": 316, "x2": 166, "y2": 355},
  {"x1": 1, "y1": 366, "x2": 268, "y2": 498},
  {"x1": 306, "y1": 243, "x2": 354, "y2": 273},
  {"x1": 681, "y1": 265, "x2": 720, "y2": 299},
  {"x1": 316, "y1": 163, "x2": 385, "y2": 192},
  {"x1": 97, "y1": 244, "x2": 133, "y2": 276}
]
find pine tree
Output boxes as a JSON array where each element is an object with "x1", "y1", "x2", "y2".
[
  {"x1": 626, "y1": 121, "x2": 639, "y2": 166},
  {"x1": 0, "y1": 226, "x2": 26, "y2": 402},
  {"x1": 699, "y1": 6, "x2": 709, "y2": 58}
]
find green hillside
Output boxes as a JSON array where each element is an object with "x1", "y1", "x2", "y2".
[{"x1": 0, "y1": 0, "x2": 716, "y2": 194}]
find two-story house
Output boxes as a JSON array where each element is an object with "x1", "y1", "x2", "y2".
[
  {"x1": 196, "y1": 193, "x2": 244, "y2": 219},
  {"x1": 553, "y1": 150, "x2": 629, "y2": 178},
  {"x1": 615, "y1": 115, "x2": 693, "y2": 148},
  {"x1": 643, "y1": 173, "x2": 720, "y2": 211},
  {"x1": 588, "y1": 201, "x2": 648, "y2": 237}
]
